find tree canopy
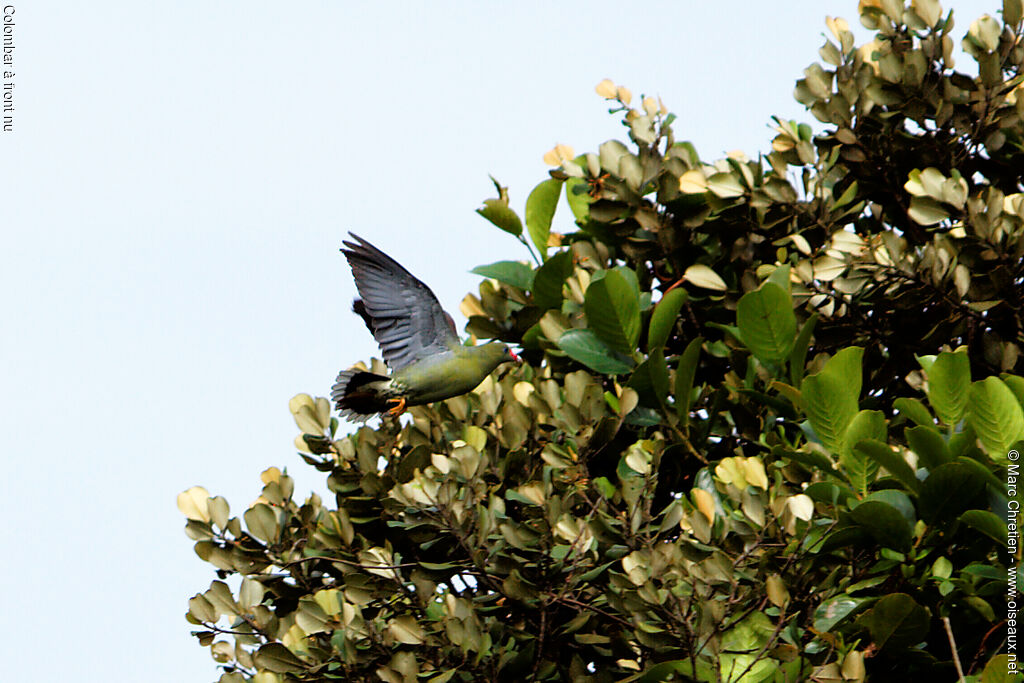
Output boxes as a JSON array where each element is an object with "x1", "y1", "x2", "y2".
[{"x1": 179, "y1": 1, "x2": 1022, "y2": 680}]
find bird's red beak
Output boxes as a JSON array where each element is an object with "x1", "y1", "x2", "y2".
[{"x1": 509, "y1": 349, "x2": 523, "y2": 363}]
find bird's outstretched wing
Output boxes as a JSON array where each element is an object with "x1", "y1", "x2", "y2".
[{"x1": 342, "y1": 233, "x2": 459, "y2": 370}]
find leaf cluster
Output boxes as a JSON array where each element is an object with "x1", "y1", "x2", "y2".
[{"x1": 181, "y1": 2, "x2": 1022, "y2": 681}]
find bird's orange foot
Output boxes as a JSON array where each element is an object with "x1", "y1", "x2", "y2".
[{"x1": 384, "y1": 397, "x2": 407, "y2": 417}]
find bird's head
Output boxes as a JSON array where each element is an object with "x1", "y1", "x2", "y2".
[{"x1": 476, "y1": 342, "x2": 523, "y2": 369}]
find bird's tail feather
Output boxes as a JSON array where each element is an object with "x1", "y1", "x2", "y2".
[{"x1": 332, "y1": 368, "x2": 392, "y2": 421}]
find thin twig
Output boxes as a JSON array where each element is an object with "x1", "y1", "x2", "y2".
[
  {"x1": 552, "y1": 595, "x2": 633, "y2": 629},
  {"x1": 942, "y1": 616, "x2": 965, "y2": 682},
  {"x1": 282, "y1": 555, "x2": 422, "y2": 571}
]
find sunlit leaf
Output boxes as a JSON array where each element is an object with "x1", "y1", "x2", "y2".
[{"x1": 525, "y1": 178, "x2": 562, "y2": 260}]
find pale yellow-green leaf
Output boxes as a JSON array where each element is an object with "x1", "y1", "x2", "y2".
[
  {"x1": 788, "y1": 494, "x2": 815, "y2": 520},
  {"x1": 766, "y1": 574, "x2": 790, "y2": 607},
  {"x1": 679, "y1": 169, "x2": 708, "y2": 194},
  {"x1": 293, "y1": 405, "x2": 322, "y2": 434},
  {"x1": 842, "y1": 650, "x2": 866, "y2": 681},
  {"x1": 294, "y1": 601, "x2": 330, "y2": 635},
  {"x1": 692, "y1": 488, "x2": 715, "y2": 523},
  {"x1": 830, "y1": 230, "x2": 866, "y2": 255},
  {"x1": 624, "y1": 441, "x2": 651, "y2": 475},
  {"x1": 208, "y1": 496, "x2": 229, "y2": 529},
  {"x1": 595, "y1": 78, "x2": 617, "y2": 98},
  {"x1": 954, "y1": 265, "x2": 970, "y2": 298},
  {"x1": 739, "y1": 457, "x2": 769, "y2": 490},
  {"x1": 772, "y1": 135, "x2": 795, "y2": 152},
  {"x1": 239, "y1": 578, "x2": 265, "y2": 609},
  {"x1": 177, "y1": 486, "x2": 211, "y2": 522},
  {"x1": 430, "y1": 453, "x2": 451, "y2": 474},
  {"x1": 288, "y1": 393, "x2": 314, "y2": 415},
  {"x1": 716, "y1": 457, "x2": 746, "y2": 487},
  {"x1": 389, "y1": 616, "x2": 426, "y2": 645},
  {"x1": 314, "y1": 589, "x2": 342, "y2": 617},
  {"x1": 618, "y1": 387, "x2": 639, "y2": 417},
  {"x1": 460, "y1": 293, "x2": 487, "y2": 318},
  {"x1": 619, "y1": 154, "x2": 643, "y2": 188},
  {"x1": 543, "y1": 143, "x2": 575, "y2": 167},
  {"x1": 188, "y1": 593, "x2": 217, "y2": 622},
  {"x1": 642, "y1": 96, "x2": 659, "y2": 117},
  {"x1": 908, "y1": 197, "x2": 950, "y2": 225},
  {"x1": 813, "y1": 255, "x2": 847, "y2": 281},
  {"x1": 969, "y1": 15, "x2": 1001, "y2": 52},
  {"x1": 463, "y1": 425, "x2": 487, "y2": 452},
  {"x1": 211, "y1": 640, "x2": 234, "y2": 663},
  {"x1": 315, "y1": 397, "x2": 330, "y2": 430},
  {"x1": 707, "y1": 172, "x2": 745, "y2": 198},
  {"x1": 621, "y1": 551, "x2": 649, "y2": 585},
  {"x1": 789, "y1": 233, "x2": 812, "y2": 255},
  {"x1": 451, "y1": 444, "x2": 481, "y2": 478},
  {"x1": 598, "y1": 140, "x2": 630, "y2": 174},
  {"x1": 912, "y1": 0, "x2": 942, "y2": 26},
  {"x1": 515, "y1": 482, "x2": 546, "y2": 506},
  {"x1": 683, "y1": 264, "x2": 728, "y2": 291},
  {"x1": 512, "y1": 381, "x2": 535, "y2": 406},
  {"x1": 360, "y1": 547, "x2": 396, "y2": 579}
]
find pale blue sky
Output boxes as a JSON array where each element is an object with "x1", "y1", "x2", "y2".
[{"x1": 1, "y1": 2, "x2": 997, "y2": 680}]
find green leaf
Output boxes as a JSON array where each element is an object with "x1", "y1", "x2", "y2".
[
  {"x1": 648, "y1": 288, "x2": 688, "y2": 351},
  {"x1": 674, "y1": 337, "x2": 702, "y2": 425},
  {"x1": 243, "y1": 504, "x2": 280, "y2": 543},
  {"x1": 557, "y1": 329, "x2": 634, "y2": 375},
  {"x1": 848, "y1": 500, "x2": 913, "y2": 551},
  {"x1": 925, "y1": 348, "x2": 971, "y2": 425},
  {"x1": 856, "y1": 593, "x2": 930, "y2": 650},
  {"x1": 628, "y1": 349, "x2": 670, "y2": 410},
  {"x1": 253, "y1": 643, "x2": 307, "y2": 673},
  {"x1": 565, "y1": 177, "x2": 593, "y2": 221},
  {"x1": 907, "y1": 196, "x2": 949, "y2": 225},
  {"x1": 789, "y1": 313, "x2": 818, "y2": 388},
  {"x1": 621, "y1": 661, "x2": 699, "y2": 683},
  {"x1": 905, "y1": 425, "x2": 951, "y2": 469},
  {"x1": 736, "y1": 282, "x2": 797, "y2": 363},
  {"x1": 841, "y1": 410, "x2": 885, "y2": 494},
  {"x1": 959, "y1": 509, "x2": 1008, "y2": 548},
  {"x1": 982, "y1": 655, "x2": 1017, "y2": 683},
  {"x1": 471, "y1": 260, "x2": 535, "y2": 290},
  {"x1": 864, "y1": 489, "x2": 916, "y2": 524},
  {"x1": 584, "y1": 268, "x2": 641, "y2": 354},
  {"x1": 803, "y1": 372, "x2": 857, "y2": 454},
  {"x1": 801, "y1": 348, "x2": 864, "y2": 454},
  {"x1": 855, "y1": 440, "x2": 920, "y2": 493},
  {"x1": 1002, "y1": 374, "x2": 1024, "y2": 409},
  {"x1": 813, "y1": 595, "x2": 867, "y2": 632},
  {"x1": 766, "y1": 264, "x2": 792, "y2": 292},
  {"x1": 532, "y1": 249, "x2": 573, "y2": 310},
  {"x1": 894, "y1": 397, "x2": 934, "y2": 427},
  {"x1": 783, "y1": 449, "x2": 848, "y2": 482},
  {"x1": 919, "y1": 462, "x2": 986, "y2": 522},
  {"x1": 707, "y1": 172, "x2": 745, "y2": 198},
  {"x1": 525, "y1": 178, "x2": 561, "y2": 261},
  {"x1": 476, "y1": 198, "x2": 523, "y2": 236},
  {"x1": 968, "y1": 377, "x2": 1024, "y2": 457}
]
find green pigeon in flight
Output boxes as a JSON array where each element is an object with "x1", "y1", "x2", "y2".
[{"x1": 332, "y1": 233, "x2": 521, "y2": 421}]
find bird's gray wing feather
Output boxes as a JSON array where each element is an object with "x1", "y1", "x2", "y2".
[{"x1": 342, "y1": 233, "x2": 459, "y2": 369}]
